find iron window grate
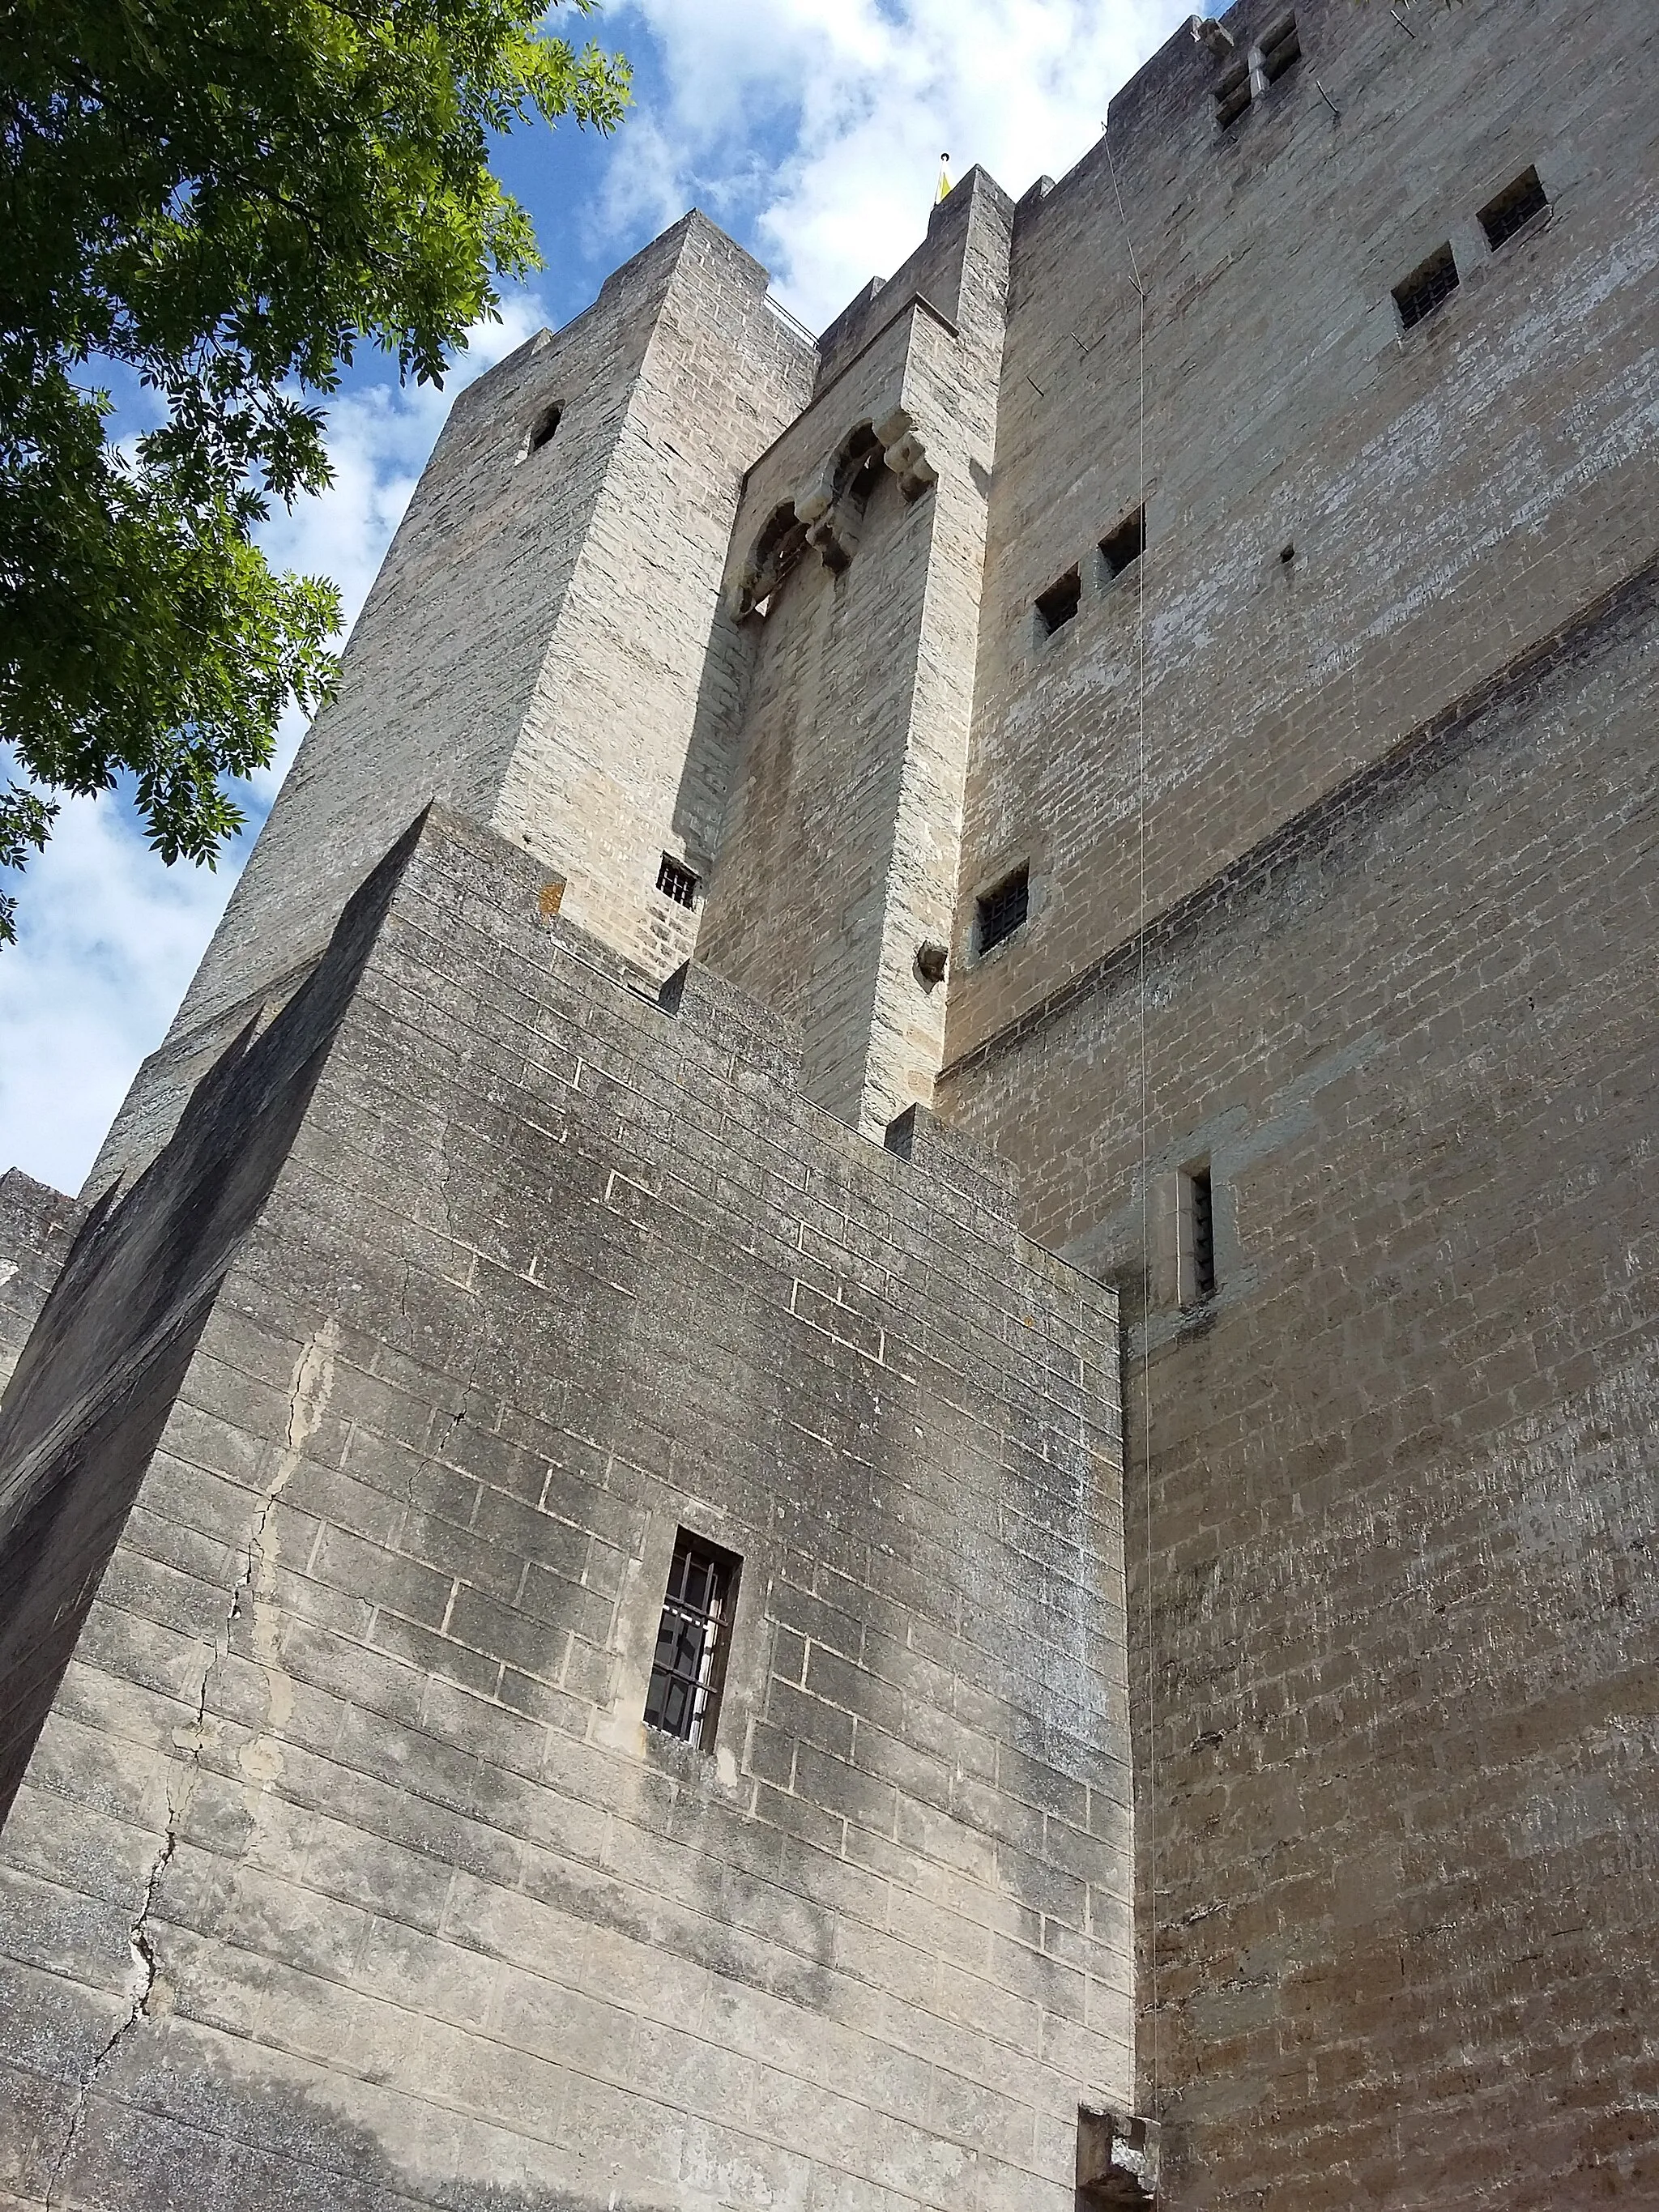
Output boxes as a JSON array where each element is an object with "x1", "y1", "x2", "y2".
[
  {"x1": 1100, "y1": 507, "x2": 1146, "y2": 581},
  {"x1": 1036, "y1": 569, "x2": 1081, "y2": 635},
  {"x1": 977, "y1": 864, "x2": 1030, "y2": 954},
  {"x1": 1478, "y1": 167, "x2": 1549, "y2": 252},
  {"x1": 1188, "y1": 1167, "x2": 1217, "y2": 1303},
  {"x1": 644, "y1": 1532, "x2": 738, "y2": 1750},
  {"x1": 1393, "y1": 244, "x2": 1460, "y2": 331},
  {"x1": 656, "y1": 854, "x2": 699, "y2": 909}
]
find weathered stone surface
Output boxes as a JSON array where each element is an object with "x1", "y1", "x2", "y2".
[
  {"x1": 0, "y1": 811, "x2": 1128, "y2": 2211},
  {"x1": 3, "y1": 0, "x2": 1654, "y2": 2201},
  {"x1": 0, "y1": 826, "x2": 420, "y2": 1857},
  {"x1": 697, "y1": 169, "x2": 1014, "y2": 1140},
  {"x1": 942, "y1": 551, "x2": 1659, "y2": 2206},
  {"x1": 948, "y1": 0, "x2": 1658, "y2": 1059},
  {"x1": 86, "y1": 213, "x2": 817, "y2": 1200},
  {"x1": 0, "y1": 1172, "x2": 80, "y2": 1397},
  {"x1": 928, "y1": 2, "x2": 1659, "y2": 2201}
]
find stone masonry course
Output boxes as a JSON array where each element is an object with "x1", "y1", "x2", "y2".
[{"x1": 0, "y1": 0, "x2": 1653, "y2": 2202}]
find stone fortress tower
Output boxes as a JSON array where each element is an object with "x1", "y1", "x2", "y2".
[{"x1": 0, "y1": 0, "x2": 1653, "y2": 2206}]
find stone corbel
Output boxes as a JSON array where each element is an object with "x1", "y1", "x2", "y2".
[
  {"x1": 1077, "y1": 2108, "x2": 1161, "y2": 2207},
  {"x1": 793, "y1": 464, "x2": 857, "y2": 573},
  {"x1": 727, "y1": 563, "x2": 763, "y2": 621},
  {"x1": 806, "y1": 514, "x2": 855, "y2": 572},
  {"x1": 792, "y1": 467, "x2": 834, "y2": 531},
  {"x1": 874, "y1": 407, "x2": 938, "y2": 501}
]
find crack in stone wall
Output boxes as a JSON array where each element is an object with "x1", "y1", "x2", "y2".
[{"x1": 41, "y1": 1323, "x2": 339, "y2": 2210}]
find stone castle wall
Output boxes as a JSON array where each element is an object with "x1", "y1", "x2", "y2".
[
  {"x1": 940, "y1": 556, "x2": 1658, "y2": 2206},
  {"x1": 0, "y1": 812, "x2": 1132, "y2": 2212},
  {"x1": 696, "y1": 172, "x2": 1014, "y2": 1137},
  {"x1": 85, "y1": 215, "x2": 816, "y2": 1202},
  {"x1": 948, "y1": 0, "x2": 1658, "y2": 1055},
  {"x1": 2, "y1": 0, "x2": 1653, "y2": 2201},
  {"x1": 0, "y1": 1173, "x2": 80, "y2": 1400},
  {"x1": 934, "y1": 0, "x2": 1659, "y2": 2197}
]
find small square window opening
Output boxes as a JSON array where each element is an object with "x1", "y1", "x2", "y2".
[
  {"x1": 522, "y1": 403, "x2": 561, "y2": 459},
  {"x1": 1478, "y1": 166, "x2": 1550, "y2": 252},
  {"x1": 1393, "y1": 244, "x2": 1460, "y2": 332},
  {"x1": 977, "y1": 864, "x2": 1030, "y2": 955},
  {"x1": 656, "y1": 854, "x2": 700, "y2": 909},
  {"x1": 644, "y1": 1531, "x2": 740, "y2": 1750},
  {"x1": 1260, "y1": 15, "x2": 1301, "y2": 84},
  {"x1": 1100, "y1": 507, "x2": 1147, "y2": 582},
  {"x1": 1215, "y1": 62, "x2": 1252, "y2": 129},
  {"x1": 1036, "y1": 569, "x2": 1081, "y2": 636}
]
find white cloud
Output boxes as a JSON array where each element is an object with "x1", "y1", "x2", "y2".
[
  {"x1": 590, "y1": 110, "x2": 691, "y2": 254},
  {"x1": 608, "y1": 0, "x2": 1195, "y2": 325},
  {"x1": 0, "y1": 300, "x2": 543, "y2": 1196},
  {"x1": 0, "y1": 790, "x2": 233, "y2": 1195}
]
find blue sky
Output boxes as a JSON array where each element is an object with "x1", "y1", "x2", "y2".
[{"x1": 0, "y1": 0, "x2": 1192, "y2": 1195}]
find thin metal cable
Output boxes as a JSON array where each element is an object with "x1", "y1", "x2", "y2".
[{"x1": 1104, "y1": 121, "x2": 1158, "y2": 2131}]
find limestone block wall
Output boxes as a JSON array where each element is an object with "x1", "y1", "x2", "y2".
[
  {"x1": 695, "y1": 304, "x2": 943, "y2": 1131},
  {"x1": 0, "y1": 831, "x2": 411, "y2": 1837},
  {"x1": 938, "y1": 543, "x2": 1659, "y2": 2202},
  {"x1": 488, "y1": 219, "x2": 817, "y2": 975},
  {"x1": 0, "y1": 1172, "x2": 79, "y2": 1398},
  {"x1": 947, "y1": 0, "x2": 1659, "y2": 1056},
  {"x1": 87, "y1": 215, "x2": 815, "y2": 1200},
  {"x1": 928, "y1": 6, "x2": 1659, "y2": 2197},
  {"x1": 697, "y1": 173, "x2": 1013, "y2": 1136},
  {"x1": 0, "y1": 810, "x2": 1132, "y2": 2212}
]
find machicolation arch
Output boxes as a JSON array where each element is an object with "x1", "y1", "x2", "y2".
[{"x1": 731, "y1": 501, "x2": 808, "y2": 620}]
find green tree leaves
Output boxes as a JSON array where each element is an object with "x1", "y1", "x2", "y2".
[{"x1": 0, "y1": 0, "x2": 629, "y2": 941}]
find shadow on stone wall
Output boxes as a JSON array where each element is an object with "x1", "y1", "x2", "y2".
[{"x1": 0, "y1": 816, "x2": 429, "y2": 1831}]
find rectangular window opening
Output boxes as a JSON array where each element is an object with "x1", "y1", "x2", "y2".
[
  {"x1": 656, "y1": 853, "x2": 700, "y2": 909},
  {"x1": 1215, "y1": 62, "x2": 1252, "y2": 129},
  {"x1": 1392, "y1": 243, "x2": 1459, "y2": 332},
  {"x1": 644, "y1": 1531, "x2": 740, "y2": 1750},
  {"x1": 1478, "y1": 166, "x2": 1549, "y2": 252},
  {"x1": 1035, "y1": 568, "x2": 1081, "y2": 636},
  {"x1": 1260, "y1": 15, "x2": 1301, "y2": 84},
  {"x1": 976, "y1": 864, "x2": 1030, "y2": 956},
  {"x1": 1181, "y1": 1166, "x2": 1218, "y2": 1307},
  {"x1": 1099, "y1": 506, "x2": 1146, "y2": 582}
]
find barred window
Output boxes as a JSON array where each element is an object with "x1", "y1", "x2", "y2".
[
  {"x1": 976, "y1": 864, "x2": 1030, "y2": 955},
  {"x1": 656, "y1": 854, "x2": 700, "y2": 909},
  {"x1": 1182, "y1": 1166, "x2": 1218, "y2": 1306},
  {"x1": 1393, "y1": 244, "x2": 1460, "y2": 331},
  {"x1": 1478, "y1": 167, "x2": 1549, "y2": 252},
  {"x1": 644, "y1": 1532, "x2": 739, "y2": 1750}
]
